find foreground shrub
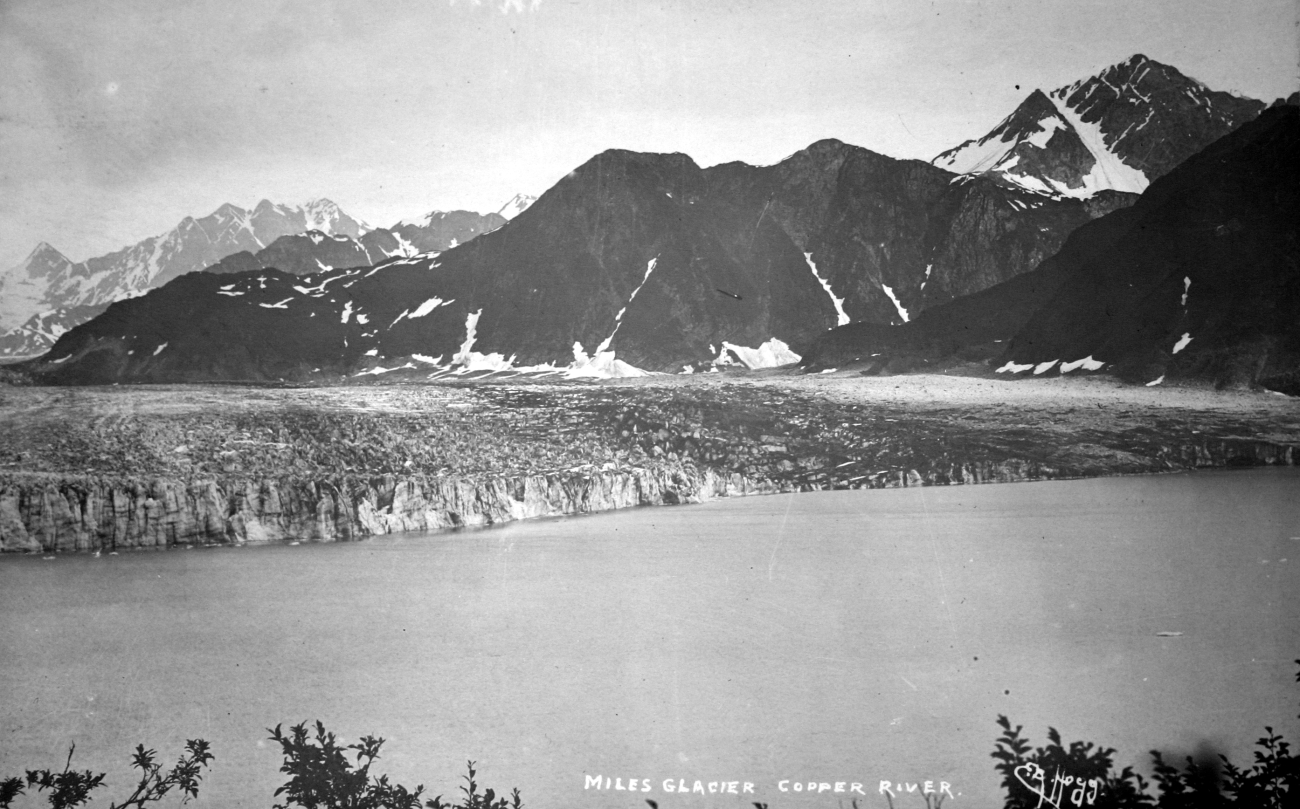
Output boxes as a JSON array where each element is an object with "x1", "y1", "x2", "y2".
[
  {"x1": 0, "y1": 739, "x2": 212, "y2": 809},
  {"x1": 269, "y1": 721, "x2": 521, "y2": 809},
  {"x1": 994, "y1": 660, "x2": 1298, "y2": 807}
]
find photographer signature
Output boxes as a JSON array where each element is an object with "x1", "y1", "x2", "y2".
[{"x1": 1014, "y1": 762, "x2": 1103, "y2": 808}]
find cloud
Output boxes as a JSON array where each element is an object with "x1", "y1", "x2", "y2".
[{"x1": 447, "y1": 0, "x2": 542, "y2": 12}]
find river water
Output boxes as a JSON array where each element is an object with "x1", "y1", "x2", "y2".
[{"x1": 2, "y1": 468, "x2": 1298, "y2": 808}]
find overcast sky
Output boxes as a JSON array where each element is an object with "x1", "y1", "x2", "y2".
[{"x1": 1, "y1": 0, "x2": 1296, "y2": 269}]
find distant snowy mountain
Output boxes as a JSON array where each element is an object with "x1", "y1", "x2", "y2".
[
  {"x1": 0, "y1": 198, "x2": 379, "y2": 359},
  {"x1": 388, "y1": 210, "x2": 507, "y2": 254},
  {"x1": 0, "y1": 244, "x2": 76, "y2": 333},
  {"x1": 205, "y1": 229, "x2": 420, "y2": 277},
  {"x1": 497, "y1": 194, "x2": 536, "y2": 220},
  {"x1": 934, "y1": 55, "x2": 1265, "y2": 197},
  {"x1": 0, "y1": 199, "x2": 371, "y2": 333},
  {"x1": 0, "y1": 303, "x2": 109, "y2": 359}
]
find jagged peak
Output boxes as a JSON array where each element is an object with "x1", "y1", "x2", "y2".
[
  {"x1": 1058, "y1": 53, "x2": 1215, "y2": 101},
  {"x1": 20, "y1": 242, "x2": 71, "y2": 266},
  {"x1": 209, "y1": 202, "x2": 248, "y2": 220},
  {"x1": 303, "y1": 198, "x2": 341, "y2": 212},
  {"x1": 249, "y1": 200, "x2": 296, "y2": 221},
  {"x1": 1020, "y1": 87, "x2": 1056, "y2": 107},
  {"x1": 396, "y1": 209, "x2": 443, "y2": 228}
]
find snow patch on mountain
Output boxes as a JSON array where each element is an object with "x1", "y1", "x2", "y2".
[
  {"x1": 392, "y1": 233, "x2": 418, "y2": 257},
  {"x1": 1025, "y1": 115, "x2": 1065, "y2": 148},
  {"x1": 563, "y1": 342, "x2": 649, "y2": 378},
  {"x1": 804, "y1": 252, "x2": 849, "y2": 326},
  {"x1": 597, "y1": 255, "x2": 658, "y2": 353},
  {"x1": 409, "y1": 297, "x2": 452, "y2": 319},
  {"x1": 881, "y1": 283, "x2": 909, "y2": 323},
  {"x1": 1046, "y1": 89, "x2": 1150, "y2": 195},
  {"x1": 716, "y1": 338, "x2": 801, "y2": 369},
  {"x1": 447, "y1": 309, "x2": 515, "y2": 372},
  {"x1": 497, "y1": 194, "x2": 537, "y2": 220},
  {"x1": 933, "y1": 133, "x2": 1014, "y2": 176},
  {"x1": 1060, "y1": 356, "x2": 1105, "y2": 373}
]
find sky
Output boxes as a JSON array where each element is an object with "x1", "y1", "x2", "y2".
[{"x1": 1, "y1": 0, "x2": 1296, "y2": 270}]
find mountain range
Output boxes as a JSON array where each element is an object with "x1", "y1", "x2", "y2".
[
  {"x1": 14, "y1": 140, "x2": 1133, "y2": 383},
  {"x1": 805, "y1": 104, "x2": 1299, "y2": 393},
  {"x1": 0, "y1": 200, "x2": 365, "y2": 329},
  {"x1": 0, "y1": 199, "x2": 524, "y2": 358},
  {"x1": 933, "y1": 54, "x2": 1267, "y2": 198},
  {"x1": 13, "y1": 55, "x2": 1296, "y2": 391}
]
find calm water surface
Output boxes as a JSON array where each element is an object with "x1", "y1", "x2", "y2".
[{"x1": 2, "y1": 469, "x2": 1299, "y2": 807}]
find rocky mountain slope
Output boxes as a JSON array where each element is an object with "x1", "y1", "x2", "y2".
[
  {"x1": 204, "y1": 229, "x2": 413, "y2": 277},
  {"x1": 205, "y1": 209, "x2": 511, "y2": 276},
  {"x1": 388, "y1": 209, "x2": 508, "y2": 254},
  {"x1": 805, "y1": 106, "x2": 1299, "y2": 393},
  {"x1": 21, "y1": 138, "x2": 1130, "y2": 383},
  {"x1": 0, "y1": 243, "x2": 77, "y2": 342},
  {"x1": 0, "y1": 200, "x2": 369, "y2": 331},
  {"x1": 0, "y1": 203, "x2": 509, "y2": 358},
  {"x1": 934, "y1": 55, "x2": 1266, "y2": 198},
  {"x1": 0, "y1": 303, "x2": 111, "y2": 360}
]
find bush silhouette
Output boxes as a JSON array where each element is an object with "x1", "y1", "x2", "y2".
[
  {"x1": 0, "y1": 739, "x2": 212, "y2": 809},
  {"x1": 268, "y1": 721, "x2": 522, "y2": 809},
  {"x1": 993, "y1": 659, "x2": 1299, "y2": 807}
]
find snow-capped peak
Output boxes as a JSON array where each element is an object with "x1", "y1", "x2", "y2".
[
  {"x1": 932, "y1": 54, "x2": 1264, "y2": 198},
  {"x1": 24, "y1": 242, "x2": 70, "y2": 264},
  {"x1": 302, "y1": 199, "x2": 342, "y2": 235},
  {"x1": 397, "y1": 210, "x2": 444, "y2": 228},
  {"x1": 497, "y1": 193, "x2": 537, "y2": 220}
]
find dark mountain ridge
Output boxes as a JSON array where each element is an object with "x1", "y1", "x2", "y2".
[
  {"x1": 934, "y1": 55, "x2": 1266, "y2": 198},
  {"x1": 805, "y1": 106, "x2": 1300, "y2": 393},
  {"x1": 22, "y1": 138, "x2": 1130, "y2": 383}
]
